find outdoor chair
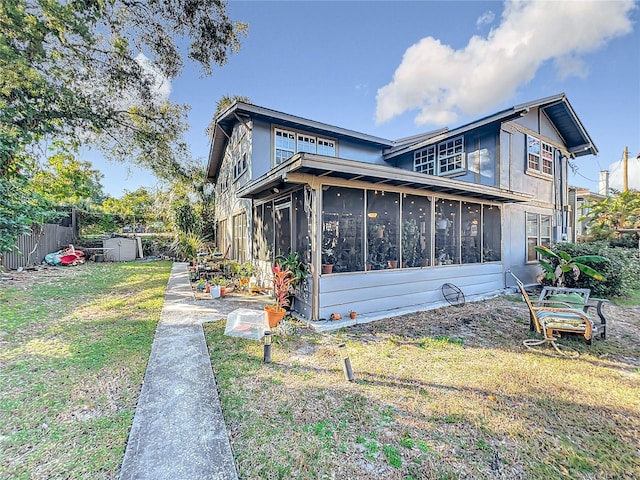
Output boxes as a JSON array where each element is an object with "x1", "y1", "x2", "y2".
[
  {"x1": 508, "y1": 272, "x2": 603, "y2": 357},
  {"x1": 537, "y1": 286, "x2": 607, "y2": 340}
]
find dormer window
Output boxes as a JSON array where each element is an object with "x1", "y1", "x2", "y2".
[{"x1": 414, "y1": 136, "x2": 465, "y2": 176}]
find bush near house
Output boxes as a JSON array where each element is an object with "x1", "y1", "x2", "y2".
[{"x1": 547, "y1": 242, "x2": 640, "y2": 297}]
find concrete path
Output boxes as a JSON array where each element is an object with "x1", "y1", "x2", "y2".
[{"x1": 119, "y1": 262, "x2": 268, "y2": 480}]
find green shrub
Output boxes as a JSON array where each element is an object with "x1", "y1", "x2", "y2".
[{"x1": 549, "y1": 242, "x2": 640, "y2": 297}]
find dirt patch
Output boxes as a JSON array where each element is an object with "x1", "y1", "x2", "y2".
[
  {"x1": 343, "y1": 295, "x2": 640, "y2": 364},
  {"x1": 1, "y1": 264, "x2": 87, "y2": 289}
]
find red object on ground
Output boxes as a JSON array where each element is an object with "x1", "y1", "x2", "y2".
[{"x1": 60, "y1": 254, "x2": 80, "y2": 265}]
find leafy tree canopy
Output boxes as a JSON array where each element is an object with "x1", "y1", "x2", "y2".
[
  {"x1": 1, "y1": 0, "x2": 247, "y2": 178},
  {"x1": 102, "y1": 187, "x2": 156, "y2": 227},
  {"x1": 581, "y1": 189, "x2": 640, "y2": 240},
  {"x1": 0, "y1": 0, "x2": 247, "y2": 257},
  {"x1": 30, "y1": 142, "x2": 105, "y2": 208}
]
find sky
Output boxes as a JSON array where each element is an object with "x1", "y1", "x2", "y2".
[{"x1": 86, "y1": 0, "x2": 640, "y2": 197}]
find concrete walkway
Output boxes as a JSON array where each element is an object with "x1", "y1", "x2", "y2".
[{"x1": 119, "y1": 262, "x2": 269, "y2": 480}]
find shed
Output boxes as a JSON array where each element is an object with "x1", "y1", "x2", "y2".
[{"x1": 103, "y1": 237, "x2": 138, "y2": 262}]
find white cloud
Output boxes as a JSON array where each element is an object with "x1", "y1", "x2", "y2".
[
  {"x1": 376, "y1": 0, "x2": 635, "y2": 126},
  {"x1": 476, "y1": 10, "x2": 495, "y2": 28},
  {"x1": 608, "y1": 155, "x2": 640, "y2": 191}
]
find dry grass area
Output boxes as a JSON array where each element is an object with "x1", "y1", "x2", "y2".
[{"x1": 205, "y1": 295, "x2": 640, "y2": 480}]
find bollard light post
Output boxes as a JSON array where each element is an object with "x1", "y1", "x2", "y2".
[
  {"x1": 263, "y1": 331, "x2": 272, "y2": 364},
  {"x1": 338, "y1": 343, "x2": 354, "y2": 382}
]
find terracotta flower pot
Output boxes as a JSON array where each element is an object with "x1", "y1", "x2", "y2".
[
  {"x1": 321, "y1": 264, "x2": 334, "y2": 274},
  {"x1": 264, "y1": 305, "x2": 286, "y2": 328}
]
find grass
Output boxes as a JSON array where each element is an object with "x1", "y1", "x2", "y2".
[
  {"x1": 204, "y1": 296, "x2": 640, "y2": 480},
  {"x1": 613, "y1": 287, "x2": 640, "y2": 307},
  {"x1": 0, "y1": 261, "x2": 171, "y2": 479}
]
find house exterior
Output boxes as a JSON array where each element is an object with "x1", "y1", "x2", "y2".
[
  {"x1": 568, "y1": 186, "x2": 607, "y2": 242},
  {"x1": 207, "y1": 93, "x2": 597, "y2": 321}
]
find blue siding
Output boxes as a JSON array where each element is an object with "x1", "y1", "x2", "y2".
[{"x1": 318, "y1": 263, "x2": 504, "y2": 320}]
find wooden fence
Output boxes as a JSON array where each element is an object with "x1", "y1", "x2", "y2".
[{"x1": 2, "y1": 211, "x2": 77, "y2": 270}]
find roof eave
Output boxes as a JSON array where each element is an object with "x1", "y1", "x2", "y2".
[{"x1": 238, "y1": 153, "x2": 532, "y2": 203}]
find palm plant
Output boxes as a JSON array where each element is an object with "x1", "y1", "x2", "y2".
[
  {"x1": 535, "y1": 245, "x2": 607, "y2": 287},
  {"x1": 170, "y1": 232, "x2": 204, "y2": 263}
]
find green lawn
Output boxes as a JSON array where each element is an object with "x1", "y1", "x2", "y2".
[
  {"x1": 0, "y1": 261, "x2": 171, "y2": 479},
  {"x1": 205, "y1": 296, "x2": 640, "y2": 480}
]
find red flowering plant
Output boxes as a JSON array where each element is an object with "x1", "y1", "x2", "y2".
[{"x1": 270, "y1": 263, "x2": 297, "y2": 312}]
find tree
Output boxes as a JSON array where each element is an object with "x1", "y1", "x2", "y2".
[
  {"x1": 30, "y1": 142, "x2": 105, "y2": 208},
  {"x1": 102, "y1": 188, "x2": 156, "y2": 230},
  {"x1": 0, "y1": 0, "x2": 247, "y2": 255},
  {"x1": 581, "y1": 189, "x2": 640, "y2": 242},
  {"x1": 206, "y1": 94, "x2": 252, "y2": 137}
]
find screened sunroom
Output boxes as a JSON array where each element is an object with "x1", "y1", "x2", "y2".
[{"x1": 239, "y1": 152, "x2": 530, "y2": 321}]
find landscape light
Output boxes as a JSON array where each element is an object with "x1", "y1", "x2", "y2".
[
  {"x1": 263, "y1": 331, "x2": 272, "y2": 364},
  {"x1": 338, "y1": 343, "x2": 354, "y2": 382}
]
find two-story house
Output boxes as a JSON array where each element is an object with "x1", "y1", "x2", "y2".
[{"x1": 206, "y1": 93, "x2": 597, "y2": 321}]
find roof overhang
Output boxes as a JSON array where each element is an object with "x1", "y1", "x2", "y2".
[
  {"x1": 384, "y1": 93, "x2": 598, "y2": 161},
  {"x1": 237, "y1": 153, "x2": 532, "y2": 203},
  {"x1": 207, "y1": 102, "x2": 394, "y2": 182}
]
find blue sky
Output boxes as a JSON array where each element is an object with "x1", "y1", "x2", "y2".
[{"x1": 88, "y1": 0, "x2": 640, "y2": 197}]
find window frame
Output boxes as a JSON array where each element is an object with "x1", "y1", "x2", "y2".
[
  {"x1": 526, "y1": 212, "x2": 552, "y2": 263},
  {"x1": 232, "y1": 212, "x2": 247, "y2": 263},
  {"x1": 274, "y1": 128, "x2": 296, "y2": 165},
  {"x1": 437, "y1": 136, "x2": 465, "y2": 175},
  {"x1": 414, "y1": 137, "x2": 465, "y2": 176},
  {"x1": 527, "y1": 135, "x2": 554, "y2": 177},
  {"x1": 274, "y1": 127, "x2": 337, "y2": 166},
  {"x1": 317, "y1": 137, "x2": 336, "y2": 156},
  {"x1": 414, "y1": 145, "x2": 435, "y2": 174}
]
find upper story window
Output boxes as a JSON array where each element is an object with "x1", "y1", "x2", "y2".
[
  {"x1": 414, "y1": 136, "x2": 465, "y2": 176},
  {"x1": 297, "y1": 134, "x2": 316, "y2": 153},
  {"x1": 275, "y1": 129, "x2": 296, "y2": 165},
  {"x1": 274, "y1": 128, "x2": 336, "y2": 165},
  {"x1": 541, "y1": 142, "x2": 553, "y2": 174},
  {"x1": 233, "y1": 151, "x2": 247, "y2": 180},
  {"x1": 414, "y1": 146, "x2": 435, "y2": 174},
  {"x1": 527, "y1": 135, "x2": 554, "y2": 176},
  {"x1": 438, "y1": 137, "x2": 465, "y2": 174},
  {"x1": 317, "y1": 138, "x2": 336, "y2": 156}
]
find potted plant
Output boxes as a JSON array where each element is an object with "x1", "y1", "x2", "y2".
[
  {"x1": 321, "y1": 248, "x2": 335, "y2": 273},
  {"x1": 276, "y1": 252, "x2": 309, "y2": 290},
  {"x1": 402, "y1": 219, "x2": 419, "y2": 267},
  {"x1": 264, "y1": 263, "x2": 297, "y2": 327},
  {"x1": 210, "y1": 277, "x2": 228, "y2": 298}
]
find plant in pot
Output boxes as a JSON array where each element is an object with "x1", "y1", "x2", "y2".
[
  {"x1": 402, "y1": 219, "x2": 419, "y2": 267},
  {"x1": 210, "y1": 276, "x2": 228, "y2": 298},
  {"x1": 276, "y1": 252, "x2": 309, "y2": 290},
  {"x1": 276, "y1": 252, "x2": 309, "y2": 308},
  {"x1": 321, "y1": 248, "x2": 335, "y2": 274},
  {"x1": 264, "y1": 263, "x2": 297, "y2": 327}
]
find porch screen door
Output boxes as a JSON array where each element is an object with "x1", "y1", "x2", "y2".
[{"x1": 275, "y1": 203, "x2": 291, "y2": 256}]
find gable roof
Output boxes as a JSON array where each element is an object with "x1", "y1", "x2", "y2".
[
  {"x1": 384, "y1": 93, "x2": 598, "y2": 160},
  {"x1": 207, "y1": 102, "x2": 393, "y2": 182},
  {"x1": 207, "y1": 94, "x2": 597, "y2": 181}
]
